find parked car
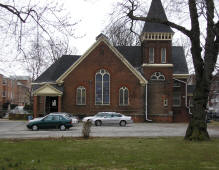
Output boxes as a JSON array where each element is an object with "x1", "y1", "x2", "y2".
[
  {"x1": 82, "y1": 112, "x2": 133, "y2": 126},
  {"x1": 26, "y1": 114, "x2": 72, "y2": 131},
  {"x1": 8, "y1": 106, "x2": 29, "y2": 114},
  {"x1": 49, "y1": 112, "x2": 79, "y2": 125}
]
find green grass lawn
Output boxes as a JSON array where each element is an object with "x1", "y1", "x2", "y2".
[{"x1": 0, "y1": 137, "x2": 219, "y2": 170}]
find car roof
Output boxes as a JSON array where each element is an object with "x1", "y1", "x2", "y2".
[{"x1": 49, "y1": 112, "x2": 68, "y2": 115}]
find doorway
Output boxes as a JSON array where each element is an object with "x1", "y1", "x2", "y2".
[{"x1": 45, "y1": 96, "x2": 58, "y2": 113}]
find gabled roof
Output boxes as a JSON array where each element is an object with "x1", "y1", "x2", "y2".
[
  {"x1": 34, "y1": 55, "x2": 80, "y2": 83},
  {"x1": 115, "y1": 46, "x2": 142, "y2": 68},
  {"x1": 33, "y1": 83, "x2": 63, "y2": 96},
  {"x1": 55, "y1": 35, "x2": 147, "y2": 85},
  {"x1": 142, "y1": 0, "x2": 173, "y2": 33},
  {"x1": 172, "y1": 47, "x2": 188, "y2": 74}
]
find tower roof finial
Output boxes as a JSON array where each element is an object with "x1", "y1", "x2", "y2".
[{"x1": 142, "y1": 0, "x2": 173, "y2": 33}]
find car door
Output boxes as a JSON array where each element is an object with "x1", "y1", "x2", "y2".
[
  {"x1": 101, "y1": 114, "x2": 112, "y2": 124},
  {"x1": 51, "y1": 115, "x2": 61, "y2": 129},
  {"x1": 111, "y1": 114, "x2": 121, "y2": 124},
  {"x1": 40, "y1": 115, "x2": 54, "y2": 129}
]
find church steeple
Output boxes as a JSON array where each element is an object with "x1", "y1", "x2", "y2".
[{"x1": 141, "y1": 0, "x2": 174, "y2": 41}]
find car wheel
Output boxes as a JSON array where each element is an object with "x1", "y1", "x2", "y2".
[
  {"x1": 60, "y1": 125, "x2": 66, "y2": 131},
  {"x1": 95, "y1": 120, "x2": 102, "y2": 126},
  {"x1": 32, "y1": 125, "x2": 39, "y2": 131},
  {"x1": 120, "y1": 120, "x2": 126, "y2": 127}
]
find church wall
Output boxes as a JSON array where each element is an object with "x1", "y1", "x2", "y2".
[{"x1": 62, "y1": 41, "x2": 145, "y2": 122}]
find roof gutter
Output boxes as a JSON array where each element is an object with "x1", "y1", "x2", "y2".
[{"x1": 145, "y1": 83, "x2": 152, "y2": 121}]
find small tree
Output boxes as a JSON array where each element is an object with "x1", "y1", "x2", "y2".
[{"x1": 82, "y1": 121, "x2": 92, "y2": 139}]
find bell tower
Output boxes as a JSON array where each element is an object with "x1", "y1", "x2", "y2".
[{"x1": 141, "y1": 0, "x2": 175, "y2": 122}]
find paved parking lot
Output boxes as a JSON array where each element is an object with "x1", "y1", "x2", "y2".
[{"x1": 0, "y1": 119, "x2": 219, "y2": 139}]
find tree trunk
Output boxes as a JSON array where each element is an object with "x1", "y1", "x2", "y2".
[{"x1": 185, "y1": 78, "x2": 210, "y2": 141}]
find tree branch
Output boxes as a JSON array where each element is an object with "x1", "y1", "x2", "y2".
[{"x1": 127, "y1": 9, "x2": 191, "y2": 37}]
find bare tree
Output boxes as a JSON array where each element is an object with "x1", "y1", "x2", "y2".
[
  {"x1": 46, "y1": 38, "x2": 77, "y2": 63},
  {"x1": 119, "y1": 0, "x2": 219, "y2": 140},
  {"x1": 0, "y1": 0, "x2": 78, "y2": 76},
  {"x1": 104, "y1": 19, "x2": 141, "y2": 46},
  {"x1": 24, "y1": 41, "x2": 47, "y2": 81}
]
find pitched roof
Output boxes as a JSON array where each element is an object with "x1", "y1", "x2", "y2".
[
  {"x1": 172, "y1": 46, "x2": 188, "y2": 74},
  {"x1": 116, "y1": 46, "x2": 188, "y2": 74},
  {"x1": 115, "y1": 46, "x2": 142, "y2": 68},
  {"x1": 34, "y1": 55, "x2": 80, "y2": 83},
  {"x1": 33, "y1": 46, "x2": 188, "y2": 84},
  {"x1": 142, "y1": 0, "x2": 173, "y2": 33}
]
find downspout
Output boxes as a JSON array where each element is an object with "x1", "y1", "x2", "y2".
[
  {"x1": 145, "y1": 83, "x2": 152, "y2": 121},
  {"x1": 173, "y1": 78, "x2": 192, "y2": 114}
]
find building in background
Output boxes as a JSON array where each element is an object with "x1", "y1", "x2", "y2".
[
  {"x1": 0, "y1": 74, "x2": 31, "y2": 110},
  {"x1": 209, "y1": 72, "x2": 219, "y2": 116}
]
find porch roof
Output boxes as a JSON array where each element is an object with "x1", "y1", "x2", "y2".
[{"x1": 33, "y1": 84, "x2": 63, "y2": 96}]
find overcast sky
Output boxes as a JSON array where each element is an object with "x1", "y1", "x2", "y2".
[{"x1": 63, "y1": 0, "x2": 119, "y2": 55}]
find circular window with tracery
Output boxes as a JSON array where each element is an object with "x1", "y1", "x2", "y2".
[{"x1": 150, "y1": 72, "x2": 165, "y2": 81}]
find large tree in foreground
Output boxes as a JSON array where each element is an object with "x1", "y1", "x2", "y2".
[{"x1": 121, "y1": 0, "x2": 219, "y2": 140}]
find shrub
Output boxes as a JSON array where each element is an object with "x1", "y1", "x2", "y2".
[{"x1": 82, "y1": 121, "x2": 92, "y2": 139}]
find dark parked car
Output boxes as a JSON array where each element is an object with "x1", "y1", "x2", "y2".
[{"x1": 26, "y1": 114, "x2": 72, "y2": 131}]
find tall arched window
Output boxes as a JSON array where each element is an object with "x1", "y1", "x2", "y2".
[
  {"x1": 76, "y1": 86, "x2": 86, "y2": 105},
  {"x1": 95, "y1": 69, "x2": 110, "y2": 105},
  {"x1": 119, "y1": 87, "x2": 129, "y2": 105},
  {"x1": 150, "y1": 72, "x2": 165, "y2": 81}
]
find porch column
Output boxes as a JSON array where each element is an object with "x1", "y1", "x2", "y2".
[
  {"x1": 33, "y1": 96, "x2": 38, "y2": 118},
  {"x1": 58, "y1": 96, "x2": 62, "y2": 112}
]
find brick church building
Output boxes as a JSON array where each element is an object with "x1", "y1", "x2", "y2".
[{"x1": 32, "y1": 0, "x2": 190, "y2": 122}]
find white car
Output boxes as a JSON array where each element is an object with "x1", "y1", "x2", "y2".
[
  {"x1": 49, "y1": 112, "x2": 79, "y2": 126},
  {"x1": 82, "y1": 112, "x2": 133, "y2": 126}
]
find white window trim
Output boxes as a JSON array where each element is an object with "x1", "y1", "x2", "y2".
[
  {"x1": 2, "y1": 91, "x2": 6, "y2": 97},
  {"x1": 2, "y1": 79, "x2": 7, "y2": 85},
  {"x1": 150, "y1": 72, "x2": 165, "y2": 81},
  {"x1": 161, "y1": 48, "x2": 166, "y2": 63},
  {"x1": 95, "y1": 69, "x2": 110, "y2": 105},
  {"x1": 119, "y1": 87, "x2": 129, "y2": 106},
  {"x1": 149, "y1": 48, "x2": 154, "y2": 63},
  {"x1": 76, "y1": 86, "x2": 86, "y2": 105},
  {"x1": 163, "y1": 98, "x2": 168, "y2": 107}
]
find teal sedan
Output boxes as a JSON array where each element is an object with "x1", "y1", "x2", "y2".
[{"x1": 27, "y1": 114, "x2": 72, "y2": 131}]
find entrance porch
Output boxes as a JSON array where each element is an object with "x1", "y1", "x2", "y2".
[{"x1": 32, "y1": 84, "x2": 63, "y2": 118}]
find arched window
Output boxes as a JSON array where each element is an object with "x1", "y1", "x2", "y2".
[
  {"x1": 95, "y1": 69, "x2": 110, "y2": 105},
  {"x1": 119, "y1": 87, "x2": 129, "y2": 105},
  {"x1": 76, "y1": 86, "x2": 86, "y2": 105},
  {"x1": 150, "y1": 72, "x2": 165, "y2": 81}
]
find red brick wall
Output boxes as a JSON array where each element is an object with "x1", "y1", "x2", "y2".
[
  {"x1": 62, "y1": 41, "x2": 145, "y2": 120},
  {"x1": 142, "y1": 65, "x2": 174, "y2": 121},
  {"x1": 148, "y1": 115, "x2": 173, "y2": 123},
  {"x1": 142, "y1": 40, "x2": 172, "y2": 64},
  {"x1": 172, "y1": 79, "x2": 190, "y2": 122}
]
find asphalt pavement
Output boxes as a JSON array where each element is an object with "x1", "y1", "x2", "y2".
[{"x1": 0, "y1": 119, "x2": 219, "y2": 139}]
